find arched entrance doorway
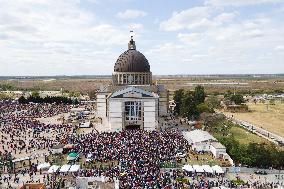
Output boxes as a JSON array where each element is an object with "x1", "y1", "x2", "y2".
[{"x1": 125, "y1": 124, "x2": 141, "y2": 130}]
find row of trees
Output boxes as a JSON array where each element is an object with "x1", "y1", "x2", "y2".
[
  {"x1": 173, "y1": 86, "x2": 215, "y2": 120},
  {"x1": 204, "y1": 114, "x2": 284, "y2": 168},
  {"x1": 224, "y1": 91, "x2": 245, "y2": 105},
  {"x1": 18, "y1": 93, "x2": 78, "y2": 104},
  {"x1": 0, "y1": 83, "x2": 16, "y2": 91},
  {"x1": 219, "y1": 136, "x2": 284, "y2": 168}
]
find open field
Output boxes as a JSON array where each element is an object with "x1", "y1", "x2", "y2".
[
  {"x1": 228, "y1": 127, "x2": 269, "y2": 145},
  {"x1": 212, "y1": 124, "x2": 270, "y2": 145},
  {"x1": 227, "y1": 101, "x2": 284, "y2": 138},
  {"x1": 1, "y1": 75, "x2": 284, "y2": 95}
]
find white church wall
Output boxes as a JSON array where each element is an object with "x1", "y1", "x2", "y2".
[
  {"x1": 144, "y1": 101, "x2": 155, "y2": 106},
  {"x1": 97, "y1": 94, "x2": 107, "y2": 117},
  {"x1": 144, "y1": 106, "x2": 155, "y2": 111},
  {"x1": 109, "y1": 112, "x2": 122, "y2": 117},
  {"x1": 143, "y1": 100, "x2": 156, "y2": 131},
  {"x1": 108, "y1": 100, "x2": 123, "y2": 132},
  {"x1": 143, "y1": 112, "x2": 156, "y2": 118},
  {"x1": 97, "y1": 98, "x2": 106, "y2": 103}
]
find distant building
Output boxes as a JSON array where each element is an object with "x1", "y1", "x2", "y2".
[
  {"x1": 96, "y1": 35, "x2": 168, "y2": 131},
  {"x1": 221, "y1": 100, "x2": 248, "y2": 112},
  {"x1": 183, "y1": 130, "x2": 217, "y2": 152},
  {"x1": 183, "y1": 130, "x2": 233, "y2": 165},
  {"x1": 210, "y1": 141, "x2": 226, "y2": 158}
]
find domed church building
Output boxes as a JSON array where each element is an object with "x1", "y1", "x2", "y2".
[{"x1": 96, "y1": 35, "x2": 168, "y2": 131}]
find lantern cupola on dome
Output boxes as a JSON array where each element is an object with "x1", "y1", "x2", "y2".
[{"x1": 112, "y1": 33, "x2": 152, "y2": 85}]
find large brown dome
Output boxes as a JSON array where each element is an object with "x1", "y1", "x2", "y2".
[{"x1": 114, "y1": 49, "x2": 150, "y2": 72}]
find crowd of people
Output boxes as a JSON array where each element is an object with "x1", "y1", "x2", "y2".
[
  {"x1": 1, "y1": 100, "x2": 284, "y2": 188},
  {"x1": 0, "y1": 100, "x2": 73, "y2": 174},
  {"x1": 65, "y1": 129, "x2": 190, "y2": 188}
]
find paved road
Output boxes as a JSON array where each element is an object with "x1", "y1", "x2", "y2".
[{"x1": 222, "y1": 112, "x2": 284, "y2": 146}]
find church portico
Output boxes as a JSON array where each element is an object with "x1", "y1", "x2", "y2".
[{"x1": 107, "y1": 86, "x2": 158, "y2": 132}]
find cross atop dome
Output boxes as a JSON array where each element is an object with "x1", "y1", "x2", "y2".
[{"x1": 130, "y1": 30, "x2": 134, "y2": 40}]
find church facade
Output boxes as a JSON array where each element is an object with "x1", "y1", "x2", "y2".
[{"x1": 96, "y1": 36, "x2": 168, "y2": 132}]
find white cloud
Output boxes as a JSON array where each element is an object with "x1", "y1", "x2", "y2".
[
  {"x1": 214, "y1": 12, "x2": 237, "y2": 23},
  {"x1": 275, "y1": 45, "x2": 284, "y2": 51},
  {"x1": 0, "y1": 0, "x2": 129, "y2": 75},
  {"x1": 177, "y1": 33, "x2": 205, "y2": 45},
  {"x1": 160, "y1": 7, "x2": 237, "y2": 31},
  {"x1": 240, "y1": 29, "x2": 263, "y2": 38},
  {"x1": 117, "y1": 9, "x2": 147, "y2": 19},
  {"x1": 206, "y1": 0, "x2": 284, "y2": 6},
  {"x1": 128, "y1": 23, "x2": 144, "y2": 30},
  {"x1": 152, "y1": 11, "x2": 284, "y2": 74},
  {"x1": 160, "y1": 7, "x2": 210, "y2": 31},
  {"x1": 0, "y1": 0, "x2": 283, "y2": 75}
]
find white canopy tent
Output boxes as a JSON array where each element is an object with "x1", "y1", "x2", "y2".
[
  {"x1": 193, "y1": 165, "x2": 204, "y2": 173},
  {"x1": 69, "y1": 164, "x2": 80, "y2": 172},
  {"x1": 48, "y1": 165, "x2": 60, "y2": 173},
  {"x1": 182, "y1": 164, "x2": 194, "y2": 172},
  {"x1": 12, "y1": 157, "x2": 30, "y2": 163},
  {"x1": 59, "y1": 164, "x2": 71, "y2": 173},
  {"x1": 37, "y1": 162, "x2": 51, "y2": 170},
  {"x1": 212, "y1": 165, "x2": 224, "y2": 174},
  {"x1": 202, "y1": 165, "x2": 214, "y2": 174}
]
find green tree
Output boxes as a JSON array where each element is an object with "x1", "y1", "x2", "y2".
[
  {"x1": 274, "y1": 89, "x2": 283, "y2": 94},
  {"x1": 205, "y1": 95, "x2": 220, "y2": 109},
  {"x1": 196, "y1": 103, "x2": 214, "y2": 113},
  {"x1": 173, "y1": 86, "x2": 207, "y2": 119},
  {"x1": 230, "y1": 94, "x2": 244, "y2": 105},
  {"x1": 193, "y1": 85, "x2": 205, "y2": 105},
  {"x1": 18, "y1": 96, "x2": 27, "y2": 104},
  {"x1": 0, "y1": 93, "x2": 9, "y2": 100},
  {"x1": 180, "y1": 91, "x2": 198, "y2": 119},
  {"x1": 173, "y1": 89, "x2": 184, "y2": 115}
]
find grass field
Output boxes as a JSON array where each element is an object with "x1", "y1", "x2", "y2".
[
  {"x1": 227, "y1": 100, "x2": 284, "y2": 137},
  {"x1": 212, "y1": 123, "x2": 269, "y2": 145},
  {"x1": 228, "y1": 127, "x2": 269, "y2": 145}
]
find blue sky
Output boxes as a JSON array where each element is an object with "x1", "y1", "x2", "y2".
[{"x1": 0, "y1": 0, "x2": 284, "y2": 76}]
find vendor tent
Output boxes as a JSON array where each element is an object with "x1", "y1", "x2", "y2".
[
  {"x1": 59, "y1": 164, "x2": 71, "y2": 173},
  {"x1": 212, "y1": 165, "x2": 224, "y2": 174},
  {"x1": 193, "y1": 165, "x2": 204, "y2": 173},
  {"x1": 182, "y1": 164, "x2": 193, "y2": 172},
  {"x1": 202, "y1": 165, "x2": 214, "y2": 174},
  {"x1": 12, "y1": 157, "x2": 30, "y2": 163},
  {"x1": 48, "y1": 165, "x2": 60, "y2": 174},
  {"x1": 69, "y1": 164, "x2": 80, "y2": 172},
  {"x1": 37, "y1": 162, "x2": 51, "y2": 170},
  {"x1": 67, "y1": 152, "x2": 79, "y2": 161},
  {"x1": 51, "y1": 144, "x2": 64, "y2": 154}
]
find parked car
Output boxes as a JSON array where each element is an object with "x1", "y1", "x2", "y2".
[{"x1": 254, "y1": 170, "x2": 268, "y2": 175}]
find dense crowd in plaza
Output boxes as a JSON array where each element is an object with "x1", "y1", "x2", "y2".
[
  {"x1": 0, "y1": 100, "x2": 70, "y2": 118},
  {"x1": 1, "y1": 100, "x2": 284, "y2": 188},
  {"x1": 0, "y1": 100, "x2": 73, "y2": 171},
  {"x1": 66, "y1": 129, "x2": 189, "y2": 188}
]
